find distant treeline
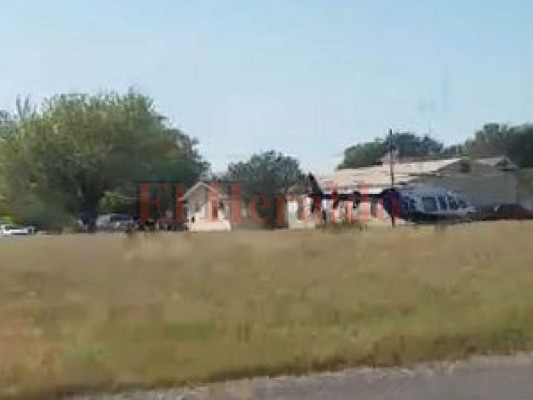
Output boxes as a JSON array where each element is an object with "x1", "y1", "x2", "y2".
[{"x1": 338, "y1": 124, "x2": 533, "y2": 169}]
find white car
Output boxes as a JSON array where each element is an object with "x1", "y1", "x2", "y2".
[{"x1": 0, "y1": 224, "x2": 36, "y2": 236}]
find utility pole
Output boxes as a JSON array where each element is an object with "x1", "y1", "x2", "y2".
[
  {"x1": 388, "y1": 129, "x2": 396, "y2": 227},
  {"x1": 388, "y1": 129, "x2": 395, "y2": 187}
]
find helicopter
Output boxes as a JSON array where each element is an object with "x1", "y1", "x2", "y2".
[{"x1": 306, "y1": 173, "x2": 476, "y2": 223}]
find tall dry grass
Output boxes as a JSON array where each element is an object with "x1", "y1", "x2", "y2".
[{"x1": 1, "y1": 222, "x2": 533, "y2": 398}]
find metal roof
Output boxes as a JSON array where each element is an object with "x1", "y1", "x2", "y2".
[{"x1": 316, "y1": 158, "x2": 463, "y2": 191}]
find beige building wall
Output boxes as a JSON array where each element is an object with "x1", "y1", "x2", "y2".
[
  {"x1": 286, "y1": 196, "x2": 316, "y2": 229},
  {"x1": 417, "y1": 173, "x2": 517, "y2": 208},
  {"x1": 186, "y1": 187, "x2": 231, "y2": 232}
]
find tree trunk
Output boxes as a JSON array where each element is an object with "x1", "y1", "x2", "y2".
[{"x1": 80, "y1": 200, "x2": 99, "y2": 233}]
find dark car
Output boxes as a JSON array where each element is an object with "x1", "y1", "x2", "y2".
[{"x1": 479, "y1": 204, "x2": 533, "y2": 221}]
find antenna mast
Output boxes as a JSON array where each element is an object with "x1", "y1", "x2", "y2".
[
  {"x1": 388, "y1": 129, "x2": 395, "y2": 187},
  {"x1": 388, "y1": 129, "x2": 396, "y2": 228}
]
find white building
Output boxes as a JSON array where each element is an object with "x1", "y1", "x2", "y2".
[{"x1": 179, "y1": 182, "x2": 231, "y2": 232}]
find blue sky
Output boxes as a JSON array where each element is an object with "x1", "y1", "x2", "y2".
[{"x1": 1, "y1": 0, "x2": 532, "y2": 172}]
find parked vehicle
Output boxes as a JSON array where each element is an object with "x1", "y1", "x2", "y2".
[
  {"x1": 478, "y1": 204, "x2": 533, "y2": 221},
  {"x1": 0, "y1": 224, "x2": 36, "y2": 236},
  {"x1": 95, "y1": 214, "x2": 135, "y2": 231}
]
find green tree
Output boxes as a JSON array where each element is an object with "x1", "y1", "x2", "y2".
[
  {"x1": 464, "y1": 123, "x2": 533, "y2": 167},
  {"x1": 464, "y1": 123, "x2": 513, "y2": 158},
  {"x1": 338, "y1": 132, "x2": 445, "y2": 169},
  {"x1": 338, "y1": 141, "x2": 386, "y2": 169},
  {"x1": 225, "y1": 150, "x2": 304, "y2": 227},
  {"x1": 0, "y1": 110, "x2": 19, "y2": 218},
  {"x1": 441, "y1": 144, "x2": 464, "y2": 157},
  {"x1": 1, "y1": 91, "x2": 208, "y2": 230},
  {"x1": 511, "y1": 125, "x2": 533, "y2": 167}
]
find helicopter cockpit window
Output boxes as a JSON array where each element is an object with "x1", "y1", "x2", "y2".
[
  {"x1": 447, "y1": 196, "x2": 459, "y2": 210},
  {"x1": 401, "y1": 196, "x2": 412, "y2": 212},
  {"x1": 458, "y1": 198, "x2": 468, "y2": 209},
  {"x1": 422, "y1": 197, "x2": 438, "y2": 212},
  {"x1": 438, "y1": 196, "x2": 448, "y2": 210}
]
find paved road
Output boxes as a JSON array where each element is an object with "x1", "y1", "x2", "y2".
[{"x1": 72, "y1": 353, "x2": 533, "y2": 400}]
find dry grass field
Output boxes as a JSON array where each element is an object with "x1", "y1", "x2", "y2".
[{"x1": 1, "y1": 222, "x2": 533, "y2": 399}]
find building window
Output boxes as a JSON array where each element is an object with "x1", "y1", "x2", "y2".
[{"x1": 422, "y1": 197, "x2": 438, "y2": 212}]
